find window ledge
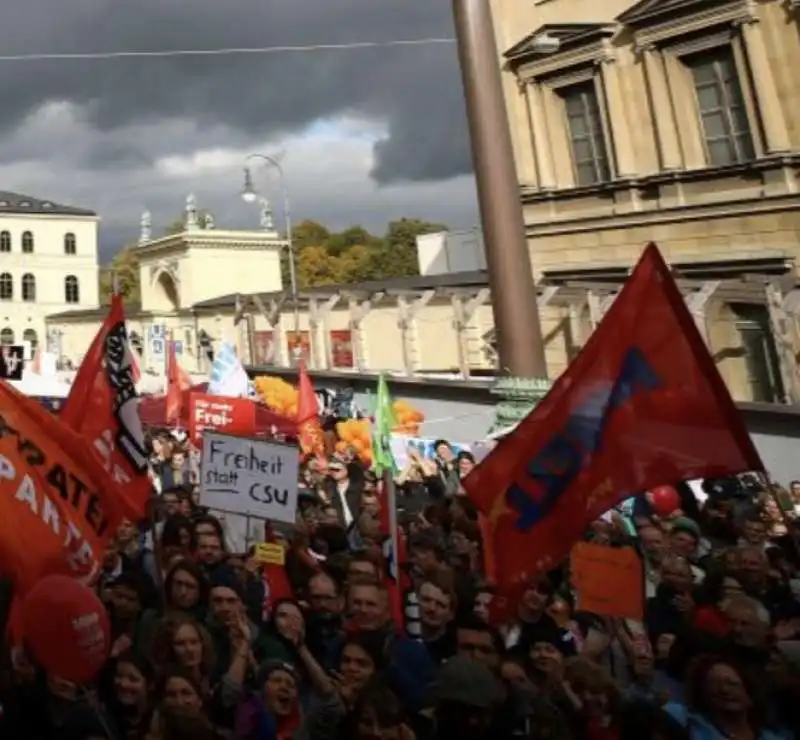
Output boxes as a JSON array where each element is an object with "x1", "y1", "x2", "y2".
[{"x1": 520, "y1": 154, "x2": 800, "y2": 203}]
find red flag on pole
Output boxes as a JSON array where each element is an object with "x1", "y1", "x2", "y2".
[
  {"x1": 165, "y1": 338, "x2": 190, "y2": 425},
  {"x1": 464, "y1": 243, "x2": 762, "y2": 592},
  {"x1": 296, "y1": 360, "x2": 325, "y2": 460},
  {"x1": 61, "y1": 295, "x2": 151, "y2": 523}
]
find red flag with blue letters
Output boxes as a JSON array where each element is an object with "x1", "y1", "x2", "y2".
[{"x1": 464, "y1": 243, "x2": 762, "y2": 592}]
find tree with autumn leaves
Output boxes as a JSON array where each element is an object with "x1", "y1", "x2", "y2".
[{"x1": 98, "y1": 216, "x2": 447, "y2": 303}]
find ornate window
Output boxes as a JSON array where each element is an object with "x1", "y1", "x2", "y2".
[
  {"x1": 22, "y1": 273, "x2": 36, "y2": 302},
  {"x1": 504, "y1": 24, "x2": 622, "y2": 190},
  {"x1": 686, "y1": 48, "x2": 754, "y2": 166},
  {"x1": 0, "y1": 328, "x2": 14, "y2": 345},
  {"x1": 0, "y1": 231, "x2": 10, "y2": 252},
  {"x1": 561, "y1": 82, "x2": 610, "y2": 186},
  {"x1": 64, "y1": 232, "x2": 77, "y2": 255},
  {"x1": 21, "y1": 231, "x2": 34, "y2": 253},
  {"x1": 617, "y1": 0, "x2": 782, "y2": 170},
  {"x1": 0, "y1": 272, "x2": 13, "y2": 301},
  {"x1": 65, "y1": 275, "x2": 80, "y2": 304}
]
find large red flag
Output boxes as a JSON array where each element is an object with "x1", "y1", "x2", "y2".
[
  {"x1": 464, "y1": 243, "x2": 762, "y2": 591},
  {"x1": 0, "y1": 379, "x2": 124, "y2": 594},
  {"x1": 296, "y1": 361, "x2": 325, "y2": 460},
  {"x1": 61, "y1": 295, "x2": 151, "y2": 523}
]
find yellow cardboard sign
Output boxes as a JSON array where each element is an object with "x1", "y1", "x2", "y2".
[{"x1": 254, "y1": 542, "x2": 286, "y2": 566}]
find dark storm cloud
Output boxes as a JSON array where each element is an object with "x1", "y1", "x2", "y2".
[{"x1": 0, "y1": 0, "x2": 472, "y2": 183}]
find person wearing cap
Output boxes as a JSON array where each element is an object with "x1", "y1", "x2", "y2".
[{"x1": 668, "y1": 517, "x2": 707, "y2": 584}]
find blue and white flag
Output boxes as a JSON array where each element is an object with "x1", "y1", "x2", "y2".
[{"x1": 208, "y1": 341, "x2": 251, "y2": 398}]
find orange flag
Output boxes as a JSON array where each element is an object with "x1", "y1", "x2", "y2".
[
  {"x1": 165, "y1": 338, "x2": 191, "y2": 425},
  {"x1": 61, "y1": 295, "x2": 151, "y2": 523},
  {"x1": 0, "y1": 379, "x2": 123, "y2": 594},
  {"x1": 296, "y1": 361, "x2": 325, "y2": 460}
]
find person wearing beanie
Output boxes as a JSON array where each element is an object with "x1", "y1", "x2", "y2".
[{"x1": 205, "y1": 565, "x2": 262, "y2": 680}]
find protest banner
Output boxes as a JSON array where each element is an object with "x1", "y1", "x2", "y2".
[
  {"x1": 200, "y1": 431, "x2": 299, "y2": 524},
  {"x1": 389, "y1": 434, "x2": 471, "y2": 470},
  {"x1": 188, "y1": 393, "x2": 256, "y2": 443},
  {"x1": 571, "y1": 542, "x2": 644, "y2": 621}
]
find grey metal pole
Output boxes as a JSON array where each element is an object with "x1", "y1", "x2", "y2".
[{"x1": 452, "y1": 0, "x2": 547, "y2": 378}]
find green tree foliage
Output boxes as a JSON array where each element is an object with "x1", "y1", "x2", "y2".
[
  {"x1": 293, "y1": 217, "x2": 447, "y2": 289},
  {"x1": 98, "y1": 245, "x2": 141, "y2": 304}
]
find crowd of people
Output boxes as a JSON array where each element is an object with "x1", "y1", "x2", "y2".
[{"x1": 1, "y1": 425, "x2": 800, "y2": 740}]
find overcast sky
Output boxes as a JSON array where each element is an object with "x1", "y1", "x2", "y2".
[{"x1": 0, "y1": 0, "x2": 479, "y2": 261}]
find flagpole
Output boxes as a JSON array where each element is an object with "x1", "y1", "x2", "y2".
[
  {"x1": 164, "y1": 330, "x2": 170, "y2": 398},
  {"x1": 383, "y1": 468, "x2": 401, "y2": 596}
]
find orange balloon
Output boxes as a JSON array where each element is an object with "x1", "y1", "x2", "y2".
[{"x1": 22, "y1": 575, "x2": 111, "y2": 684}]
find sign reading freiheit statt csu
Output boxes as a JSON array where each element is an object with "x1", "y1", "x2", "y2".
[{"x1": 200, "y1": 431, "x2": 299, "y2": 524}]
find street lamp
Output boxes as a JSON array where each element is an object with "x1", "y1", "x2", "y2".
[{"x1": 240, "y1": 153, "x2": 302, "y2": 365}]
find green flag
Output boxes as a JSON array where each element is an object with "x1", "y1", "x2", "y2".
[{"x1": 372, "y1": 374, "x2": 397, "y2": 476}]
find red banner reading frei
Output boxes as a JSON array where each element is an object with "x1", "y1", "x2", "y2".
[{"x1": 188, "y1": 393, "x2": 256, "y2": 443}]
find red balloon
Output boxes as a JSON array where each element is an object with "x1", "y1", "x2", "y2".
[
  {"x1": 21, "y1": 575, "x2": 110, "y2": 684},
  {"x1": 649, "y1": 485, "x2": 681, "y2": 517}
]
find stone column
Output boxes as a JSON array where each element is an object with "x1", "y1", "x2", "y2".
[
  {"x1": 599, "y1": 53, "x2": 636, "y2": 177},
  {"x1": 765, "y1": 283, "x2": 797, "y2": 403},
  {"x1": 525, "y1": 81, "x2": 557, "y2": 189},
  {"x1": 739, "y1": 19, "x2": 790, "y2": 154},
  {"x1": 397, "y1": 291, "x2": 434, "y2": 375},
  {"x1": 348, "y1": 293, "x2": 383, "y2": 372},
  {"x1": 641, "y1": 46, "x2": 683, "y2": 170},
  {"x1": 451, "y1": 288, "x2": 489, "y2": 378}
]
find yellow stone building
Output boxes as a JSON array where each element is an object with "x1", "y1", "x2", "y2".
[
  {"x1": 487, "y1": 0, "x2": 800, "y2": 402},
  {"x1": 46, "y1": 0, "x2": 800, "y2": 406}
]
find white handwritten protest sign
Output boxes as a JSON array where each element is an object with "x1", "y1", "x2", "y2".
[{"x1": 200, "y1": 432, "x2": 299, "y2": 524}]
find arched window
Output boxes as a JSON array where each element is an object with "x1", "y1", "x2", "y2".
[
  {"x1": 64, "y1": 233, "x2": 76, "y2": 255},
  {"x1": 0, "y1": 231, "x2": 10, "y2": 253},
  {"x1": 65, "y1": 275, "x2": 80, "y2": 304},
  {"x1": 0, "y1": 273, "x2": 13, "y2": 301},
  {"x1": 21, "y1": 231, "x2": 34, "y2": 253},
  {"x1": 22, "y1": 273, "x2": 36, "y2": 302},
  {"x1": 0, "y1": 328, "x2": 14, "y2": 345},
  {"x1": 23, "y1": 328, "x2": 38, "y2": 352}
]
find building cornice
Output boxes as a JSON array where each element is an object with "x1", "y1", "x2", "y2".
[
  {"x1": 523, "y1": 191, "x2": 800, "y2": 237},
  {"x1": 515, "y1": 36, "x2": 616, "y2": 80},
  {"x1": 186, "y1": 238, "x2": 286, "y2": 252},
  {"x1": 628, "y1": 0, "x2": 757, "y2": 51},
  {"x1": 0, "y1": 212, "x2": 99, "y2": 223},
  {"x1": 134, "y1": 229, "x2": 287, "y2": 255}
]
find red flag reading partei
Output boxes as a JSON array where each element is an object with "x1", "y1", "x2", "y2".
[{"x1": 464, "y1": 243, "x2": 763, "y2": 592}]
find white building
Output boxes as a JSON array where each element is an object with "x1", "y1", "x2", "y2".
[
  {"x1": 416, "y1": 229, "x2": 487, "y2": 276},
  {"x1": 46, "y1": 195, "x2": 286, "y2": 373},
  {"x1": 0, "y1": 190, "x2": 99, "y2": 355}
]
